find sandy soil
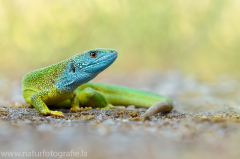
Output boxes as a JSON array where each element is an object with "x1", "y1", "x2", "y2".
[{"x1": 1, "y1": 71, "x2": 240, "y2": 159}]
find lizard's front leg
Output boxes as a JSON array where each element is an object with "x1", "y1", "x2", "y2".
[
  {"x1": 69, "y1": 92, "x2": 81, "y2": 112},
  {"x1": 31, "y1": 92, "x2": 64, "y2": 117}
]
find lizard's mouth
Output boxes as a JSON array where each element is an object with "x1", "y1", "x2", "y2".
[{"x1": 82, "y1": 51, "x2": 118, "y2": 73}]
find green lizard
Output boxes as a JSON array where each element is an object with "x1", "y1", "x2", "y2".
[{"x1": 22, "y1": 48, "x2": 174, "y2": 119}]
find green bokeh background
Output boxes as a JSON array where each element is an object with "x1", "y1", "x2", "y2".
[{"x1": 0, "y1": 0, "x2": 240, "y2": 80}]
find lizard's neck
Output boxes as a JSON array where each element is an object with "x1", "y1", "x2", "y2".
[
  {"x1": 57, "y1": 72, "x2": 98, "y2": 93},
  {"x1": 56, "y1": 60, "x2": 99, "y2": 93}
]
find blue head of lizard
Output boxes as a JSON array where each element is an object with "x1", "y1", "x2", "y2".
[{"x1": 57, "y1": 48, "x2": 118, "y2": 92}]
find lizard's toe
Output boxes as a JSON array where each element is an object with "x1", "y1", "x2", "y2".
[
  {"x1": 49, "y1": 110, "x2": 64, "y2": 117},
  {"x1": 109, "y1": 106, "x2": 126, "y2": 109},
  {"x1": 102, "y1": 104, "x2": 115, "y2": 109}
]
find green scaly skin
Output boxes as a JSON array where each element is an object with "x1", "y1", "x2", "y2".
[
  {"x1": 22, "y1": 48, "x2": 174, "y2": 118},
  {"x1": 56, "y1": 82, "x2": 173, "y2": 109}
]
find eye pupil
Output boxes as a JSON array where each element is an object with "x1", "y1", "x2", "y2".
[{"x1": 90, "y1": 52, "x2": 97, "y2": 57}]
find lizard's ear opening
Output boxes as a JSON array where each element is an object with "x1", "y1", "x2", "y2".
[{"x1": 70, "y1": 63, "x2": 75, "y2": 73}]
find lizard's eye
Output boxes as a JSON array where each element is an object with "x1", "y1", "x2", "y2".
[{"x1": 90, "y1": 52, "x2": 97, "y2": 58}]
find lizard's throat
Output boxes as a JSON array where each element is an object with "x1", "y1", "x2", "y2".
[{"x1": 56, "y1": 72, "x2": 98, "y2": 93}]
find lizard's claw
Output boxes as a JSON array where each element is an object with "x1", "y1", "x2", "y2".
[{"x1": 47, "y1": 110, "x2": 64, "y2": 117}]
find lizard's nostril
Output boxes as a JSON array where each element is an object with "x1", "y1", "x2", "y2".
[{"x1": 111, "y1": 51, "x2": 113, "y2": 53}]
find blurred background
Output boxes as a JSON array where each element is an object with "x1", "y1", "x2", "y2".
[
  {"x1": 0, "y1": 0, "x2": 240, "y2": 81},
  {"x1": 2, "y1": 2, "x2": 240, "y2": 159}
]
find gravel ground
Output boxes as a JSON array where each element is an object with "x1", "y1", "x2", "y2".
[{"x1": 1, "y1": 71, "x2": 240, "y2": 159}]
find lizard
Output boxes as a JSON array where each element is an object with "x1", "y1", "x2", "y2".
[{"x1": 22, "y1": 48, "x2": 174, "y2": 119}]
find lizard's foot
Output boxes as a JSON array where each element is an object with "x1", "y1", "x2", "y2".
[
  {"x1": 109, "y1": 106, "x2": 126, "y2": 109},
  {"x1": 102, "y1": 104, "x2": 114, "y2": 109},
  {"x1": 45, "y1": 110, "x2": 64, "y2": 117},
  {"x1": 70, "y1": 106, "x2": 82, "y2": 112}
]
